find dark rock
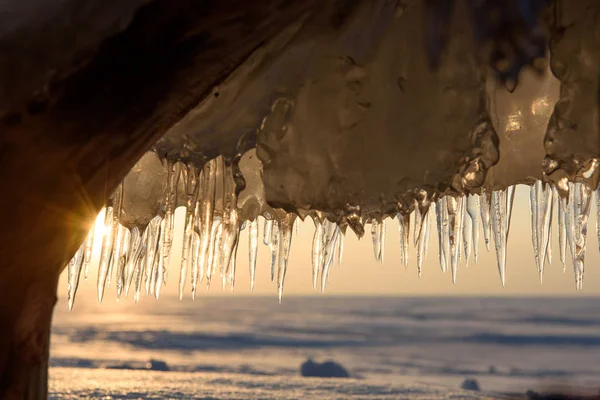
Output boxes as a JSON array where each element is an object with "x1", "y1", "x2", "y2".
[
  {"x1": 301, "y1": 359, "x2": 350, "y2": 378},
  {"x1": 146, "y1": 359, "x2": 169, "y2": 371},
  {"x1": 461, "y1": 378, "x2": 481, "y2": 391}
]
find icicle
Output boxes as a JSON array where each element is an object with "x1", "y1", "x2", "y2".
[
  {"x1": 144, "y1": 217, "x2": 162, "y2": 296},
  {"x1": 133, "y1": 226, "x2": 150, "y2": 303},
  {"x1": 312, "y1": 219, "x2": 324, "y2": 289},
  {"x1": 337, "y1": 230, "x2": 345, "y2": 266},
  {"x1": 220, "y1": 163, "x2": 240, "y2": 289},
  {"x1": 435, "y1": 200, "x2": 447, "y2": 273},
  {"x1": 371, "y1": 220, "x2": 382, "y2": 262},
  {"x1": 380, "y1": 220, "x2": 386, "y2": 263},
  {"x1": 547, "y1": 222, "x2": 553, "y2": 266},
  {"x1": 192, "y1": 159, "x2": 216, "y2": 299},
  {"x1": 490, "y1": 187, "x2": 514, "y2": 287},
  {"x1": 557, "y1": 187, "x2": 567, "y2": 270},
  {"x1": 270, "y1": 221, "x2": 280, "y2": 281},
  {"x1": 97, "y1": 206, "x2": 115, "y2": 303},
  {"x1": 321, "y1": 221, "x2": 340, "y2": 293},
  {"x1": 463, "y1": 202, "x2": 472, "y2": 267},
  {"x1": 572, "y1": 182, "x2": 592, "y2": 289},
  {"x1": 179, "y1": 165, "x2": 200, "y2": 299},
  {"x1": 113, "y1": 225, "x2": 131, "y2": 299},
  {"x1": 154, "y1": 219, "x2": 166, "y2": 299},
  {"x1": 160, "y1": 161, "x2": 181, "y2": 286},
  {"x1": 264, "y1": 218, "x2": 273, "y2": 245},
  {"x1": 205, "y1": 217, "x2": 222, "y2": 290},
  {"x1": 249, "y1": 219, "x2": 258, "y2": 291},
  {"x1": 566, "y1": 184, "x2": 575, "y2": 262},
  {"x1": 466, "y1": 194, "x2": 480, "y2": 264},
  {"x1": 67, "y1": 244, "x2": 85, "y2": 311},
  {"x1": 124, "y1": 227, "x2": 142, "y2": 297},
  {"x1": 82, "y1": 227, "x2": 94, "y2": 281},
  {"x1": 446, "y1": 197, "x2": 462, "y2": 284},
  {"x1": 539, "y1": 183, "x2": 554, "y2": 281},
  {"x1": 441, "y1": 198, "x2": 451, "y2": 274},
  {"x1": 277, "y1": 214, "x2": 295, "y2": 302},
  {"x1": 187, "y1": 230, "x2": 200, "y2": 295},
  {"x1": 423, "y1": 210, "x2": 430, "y2": 260},
  {"x1": 530, "y1": 183, "x2": 541, "y2": 277},
  {"x1": 397, "y1": 214, "x2": 410, "y2": 269},
  {"x1": 416, "y1": 208, "x2": 430, "y2": 278},
  {"x1": 106, "y1": 183, "x2": 124, "y2": 292},
  {"x1": 481, "y1": 190, "x2": 491, "y2": 251},
  {"x1": 228, "y1": 232, "x2": 240, "y2": 290},
  {"x1": 413, "y1": 206, "x2": 422, "y2": 246}
]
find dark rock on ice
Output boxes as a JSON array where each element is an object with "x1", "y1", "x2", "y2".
[
  {"x1": 461, "y1": 378, "x2": 481, "y2": 391},
  {"x1": 301, "y1": 358, "x2": 350, "y2": 378},
  {"x1": 146, "y1": 359, "x2": 170, "y2": 371}
]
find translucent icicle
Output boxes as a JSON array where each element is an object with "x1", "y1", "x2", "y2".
[
  {"x1": 337, "y1": 230, "x2": 345, "y2": 266},
  {"x1": 423, "y1": 210, "x2": 431, "y2": 260},
  {"x1": 192, "y1": 159, "x2": 216, "y2": 299},
  {"x1": 205, "y1": 217, "x2": 222, "y2": 290},
  {"x1": 530, "y1": 183, "x2": 541, "y2": 277},
  {"x1": 416, "y1": 208, "x2": 429, "y2": 278},
  {"x1": 321, "y1": 222, "x2": 340, "y2": 293},
  {"x1": 133, "y1": 226, "x2": 150, "y2": 303},
  {"x1": 557, "y1": 187, "x2": 567, "y2": 271},
  {"x1": 572, "y1": 182, "x2": 592, "y2": 289},
  {"x1": 154, "y1": 219, "x2": 166, "y2": 299},
  {"x1": 547, "y1": 222, "x2": 553, "y2": 266},
  {"x1": 566, "y1": 184, "x2": 575, "y2": 261},
  {"x1": 228, "y1": 233, "x2": 240, "y2": 290},
  {"x1": 187, "y1": 230, "x2": 200, "y2": 295},
  {"x1": 270, "y1": 221, "x2": 280, "y2": 282},
  {"x1": 446, "y1": 197, "x2": 461, "y2": 284},
  {"x1": 220, "y1": 163, "x2": 240, "y2": 290},
  {"x1": 124, "y1": 227, "x2": 142, "y2": 297},
  {"x1": 481, "y1": 190, "x2": 491, "y2": 251},
  {"x1": 249, "y1": 219, "x2": 259, "y2": 291},
  {"x1": 312, "y1": 219, "x2": 324, "y2": 289},
  {"x1": 67, "y1": 244, "x2": 85, "y2": 311},
  {"x1": 264, "y1": 218, "x2": 273, "y2": 246},
  {"x1": 435, "y1": 200, "x2": 447, "y2": 273},
  {"x1": 466, "y1": 194, "x2": 480, "y2": 264},
  {"x1": 463, "y1": 202, "x2": 472, "y2": 267},
  {"x1": 113, "y1": 225, "x2": 131, "y2": 298},
  {"x1": 371, "y1": 220, "x2": 382, "y2": 262},
  {"x1": 82, "y1": 227, "x2": 94, "y2": 281},
  {"x1": 413, "y1": 206, "x2": 422, "y2": 246},
  {"x1": 179, "y1": 165, "x2": 200, "y2": 299},
  {"x1": 277, "y1": 214, "x2": 295, "y2": 302},
  {"x1": 397, "y1": 214, "x2": 410, "y2": 269},
  {"x1": 160, "y1": 161, "x2": 181, "y2": 285},
  {"x1": 380, "y1": 220, "x2": 386, "y2": 264},
  {"x1": 144, "y1": 217, "x2": 162, "y2": 296},
  {"x1": 441, "y1": 198, "x2": 451, "y2": 273},
  {"x1": 490, "y1": 187, "x2": 514, "y2": 287},
  {"x1": 97, "y1": 206, "x2": 115, "y2": 303},
  {"x1": 539, "y1": 184, "x2": 554, "y2": 280}
]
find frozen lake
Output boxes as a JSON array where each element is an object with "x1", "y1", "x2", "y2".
[{"x1": 50, "y1": 296, "x2": 600, "y2": 399}]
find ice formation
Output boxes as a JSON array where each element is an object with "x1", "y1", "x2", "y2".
[
  {"x1": 55, "y1": 0, "x2": 600, "y2": 311},
  {"x1": 66, "y1": 153, "x2": 600, "y2": 310}
]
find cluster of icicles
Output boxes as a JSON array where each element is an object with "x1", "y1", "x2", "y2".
[{"x1": 65, "y1": 157, "x2": 598, "y2": 310}]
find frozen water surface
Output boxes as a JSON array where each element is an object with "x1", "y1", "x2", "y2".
[{"x1": 50, "y1": 296, "x2": 600, "y2": 399}]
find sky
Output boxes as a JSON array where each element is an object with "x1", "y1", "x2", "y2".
[{"x1": 59, "y1": 184, "x2": 600, "y2": 306}]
